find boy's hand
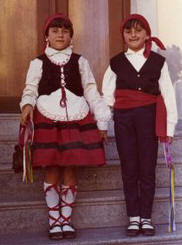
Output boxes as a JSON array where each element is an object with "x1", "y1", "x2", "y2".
[
  {"x1": 20, "y1": 104, "x2": 33, "y2": 126},
  {"x1": 99, "y1": 130, "x2": 108, "y2": 143}
]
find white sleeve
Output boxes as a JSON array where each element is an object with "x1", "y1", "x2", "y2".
[
  {"x1": 102, "y1": 65, "x2": 116, "y2": 107},
  {"x1": 20, "y1": 58, "x2": 43, "y2": 110},
  {"x1": 79, "y1": 56, "x2": 111, "y2": 130},
  {"x1": 159, "y1": 61, "x2": 178, "y2": 136}
]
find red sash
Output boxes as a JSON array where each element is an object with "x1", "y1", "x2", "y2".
[{"x1": 114, "y1": 89, "x2": 167, "y2": 139}]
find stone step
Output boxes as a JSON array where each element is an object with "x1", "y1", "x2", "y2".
[
  {"x1": 0, "y1": 187, "x2": 182, "y2": 234},
  {"x1": 0, "y1": 114, "x2": 182, "y2": 139},
  {"x1": 0, "y1": 114, "x2": 182, "y2": 163},
  {"x1": 0, "y1": 161, "x2": 182, "y2": 201},
  {"x1": 0, "y1": 135, "x2": 182, "y2": 165},
  {"x1": 105, "y1": 135, "x2": 182, "y2": 163},
  {"x1": 0, "y1": 224, "x2": 182, "y2": 245},
  {"x1": 0, "y1": 114, "x2": 19, "y2": 141}
]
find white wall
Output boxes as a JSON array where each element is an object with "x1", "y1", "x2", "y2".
[
  {"x1": 157, "y1": 0, "x2": 182, "y2": 48},
  {"x1": 130, "y1": 0, "x2": 158, "y2": 36},
  {"x1": 157, "y1": 0, "x2": 182, "y2": 120},
  {"x1": 131, "y1": 0, "x2": 182, "y2": 122}
]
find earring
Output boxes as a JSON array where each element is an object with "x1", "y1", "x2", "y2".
[
  {"x1": 45, "y1": 38, "x2": 49, "y2": 47},
  {"x1": 70, "y1": 39, "x2": 73, "y2": 49}
]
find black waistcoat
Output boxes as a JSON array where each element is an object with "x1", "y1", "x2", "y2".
[
  {"x1": 37, "y1": 53, "x2": 83, "y2": 97},
  {"x1": 110, "y1": 51, "x2": 165, "y2": 95}
]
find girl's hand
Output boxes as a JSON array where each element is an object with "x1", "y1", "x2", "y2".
[
  {"x1": 168, "y1": 136, "x2": 173, "y2": 144},
  {"x1": 20, "y1": 104, "x2": 33, "y2": 126},
  {"x1": 99, "y1": 130, "x2": 108, "y2": 143},
  {"x1": 159, "y1": 136, "x2": 173, "y2": 144}
]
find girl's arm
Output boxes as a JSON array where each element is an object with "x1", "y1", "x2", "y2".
[
  {"x1": 158, "y1": 61, "x2": 178, "y2": 137},
  {"x1": 20, "y1": 59, "x2": 42, "y2": 125},
  {"x1": 79, "y1": 56, "x2": 111, "y2": 131},
  {"x1": 102, "y1": 65, "x2": 116, "y2": 108}
]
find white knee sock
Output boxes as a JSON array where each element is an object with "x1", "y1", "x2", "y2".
[
  {"x1": 60, "y1": 185, "x2": 77, "y2": 232},
  {"x1": 44, "y1": 182, "x2": 61, "y2": 233}
]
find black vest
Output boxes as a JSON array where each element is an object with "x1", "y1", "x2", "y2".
[
  {"x1": 37, "y1": 53, "x2": 83, "y2": 97},
  {"x1": 110, "y1": 51, "x2": 165, "y2": 95}
]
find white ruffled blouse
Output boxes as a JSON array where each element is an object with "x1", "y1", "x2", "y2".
[{"x1": 20, "y1": 46, "x2": 111, "y2": 130}]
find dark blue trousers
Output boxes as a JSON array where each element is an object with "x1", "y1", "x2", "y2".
[{"x1": 114, "y1": 104, "x2": 158, "y2": 218}]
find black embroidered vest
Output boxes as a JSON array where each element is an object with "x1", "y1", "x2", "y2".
[
  {"x1": 110, "y1": 51, "x2": 165, "y2": 95},
  {"x1": 37, "y1": 53, "x2": 83, "y2": 97}
]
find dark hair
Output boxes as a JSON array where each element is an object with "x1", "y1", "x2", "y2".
[
  {"x1": 45, "y1": 18, "x2": 74, "y2": 37},
  {"x1": 123, "y1": 19, "x2": 149, "y2": 34}
]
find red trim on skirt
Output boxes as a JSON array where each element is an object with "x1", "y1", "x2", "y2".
[{"x1": 32, "y1": 108, "x2": 105, "y2": 167}]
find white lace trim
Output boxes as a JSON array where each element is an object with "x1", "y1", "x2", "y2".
[
  {"x1": 48, "y1": 55, "x2": 71, "y2": 67},
  {"x1": 37, "y1": 105, "x2": 89, "y2": 121},
  {"x1": 45, "y1": 46, "x2": 72, "y2": 67},
  {"x1": 37, "y1": 88, "x2": 89, "y2": 121}
]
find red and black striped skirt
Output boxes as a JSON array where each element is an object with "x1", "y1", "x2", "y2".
[{"x1": 32, "y1": 108, "x2": 105, "y2": 167}]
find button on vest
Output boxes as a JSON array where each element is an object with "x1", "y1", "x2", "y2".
[
  {"x1": 37, "y1": 53, "x2": 83, "y2": 97},
  {"x1": 110, "y1": 51, "x2": 165, "y2": 96}
]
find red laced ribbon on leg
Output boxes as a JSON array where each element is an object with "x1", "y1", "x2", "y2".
[
  {"x1": 61, "y1": 185, "x2": 77, "y2": 225},
  {"x1": 44, "y1": 184, "x2": 62, "y2": 229}
]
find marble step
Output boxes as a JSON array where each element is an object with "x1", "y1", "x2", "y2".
[
  {"x1": 0, "y1": 187, "x2": 182, "y2": 234},
  {"x1": 1, "y1": 225, "x2": 182, "y2": 245},
  {"x1": 0, "y1": 114, "x2": 181, "y2": 140},
  {"x1": 0, "y1": 135, "x2": 182, "y2": 164},
  {"x1": 0, "y1": 161, "x2": 182, "y2": 200},
  {"x1": 0, "y1": 114, "x2": 182, "y2": 164}
]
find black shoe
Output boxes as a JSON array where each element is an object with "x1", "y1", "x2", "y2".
[
  {"x1": 62, "y1": 223, "x2": 76, "y2": 239},
  {"x1": 126, "y1": 221, "x2": 140, "y2": 237},
  {"x1": 141, "y1": 219, "x2": 155, "y2": 236},
  {"x1": 49, "y1": 225, "x2": 63, "y2": 240}
]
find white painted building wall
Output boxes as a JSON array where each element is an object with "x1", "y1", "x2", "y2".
[{"x1": 131, "y1": 0, "x2": 182, "y2": 122}]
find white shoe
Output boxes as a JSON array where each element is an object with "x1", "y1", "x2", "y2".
[
  {"x1": 49, "y1": 225, "x2": 63, "y2": 240},
  {"x1": 62, "y1": 223, "x2": 76, "y2": 239}
]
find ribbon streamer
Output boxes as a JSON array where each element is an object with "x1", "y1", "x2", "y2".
[
  {"x1": 20, "y1": 120, "x2": 34, "y2": 183},
  {"x1": 163, "y1": 142, "x2": 176, "y2": 232}
]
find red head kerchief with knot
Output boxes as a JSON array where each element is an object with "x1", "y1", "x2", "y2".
[
  {"x1": 43, "y1": 13, "x2": 73, "y2": 51},
  {"x1": 120, "y1": 14, "x2": 166, "y2": 58}
]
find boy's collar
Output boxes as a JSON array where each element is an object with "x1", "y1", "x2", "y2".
[
  {"x1": 126, "y1": 48, "x2": 145, "y2": 55},
  {"x1": 45, "y1": 46, "x2": 72, "y2": 57}
]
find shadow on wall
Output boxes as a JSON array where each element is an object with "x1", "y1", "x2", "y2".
[
  {"x1": 159, "y1": 45, "x2": 182, "y2": 84},
  {"x1": 159, "y1": 45, "x2": 182, "y2": 129}
]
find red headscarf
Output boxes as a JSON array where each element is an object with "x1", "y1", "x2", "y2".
[
  {"x1": 43, "y1": 13, "x2": 73, "y2": 51},
  {"x1": 120, "y1": 14, "x2": 166, "y2": 58}
]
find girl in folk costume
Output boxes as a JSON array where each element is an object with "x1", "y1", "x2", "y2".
[
  {"x1": 102, "y1": 14, "x2": 177, "y2": 236},
  {"x1": 20, "y1": 13, "x2": 111, "y2": 240}
]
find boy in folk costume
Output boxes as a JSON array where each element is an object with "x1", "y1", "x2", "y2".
[
  {"x1": 20, "y1": 13, "x2": 111, "y2": 240},
  {"x1": 102, "y1": 14, "x2": 177, "y2": 236}
]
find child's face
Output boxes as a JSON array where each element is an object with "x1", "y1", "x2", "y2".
[
  {"x1": 123, "y1": 24, "x2": 149, "y2": 52},
  {"x1": 47, "y1": 27, "x2": 71, "y2": 50}
]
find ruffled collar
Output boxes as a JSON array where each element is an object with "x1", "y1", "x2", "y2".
[{"x1": 45, "y1": 46, "x2": 72, "y2": 66}]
